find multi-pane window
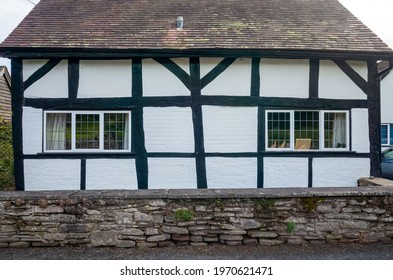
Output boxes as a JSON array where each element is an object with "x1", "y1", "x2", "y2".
[
  {"x1": 266, "y1": 110, "x2": 348, "y2": 151},
  {"x1": 45, "y1": 111, "x2": 130, "y2": 152},
  {"x1": 381, "y1": 124, "x2": 393, "y2": 146}
]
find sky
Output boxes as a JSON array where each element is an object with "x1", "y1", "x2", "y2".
[{"x1": 0, "y1": 0, "x2": 393, "y2": 70}]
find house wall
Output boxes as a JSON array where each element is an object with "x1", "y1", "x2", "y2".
[
  {"x1": 0, "y1": 68, "x2": 11, "y2": 122},
  {"x1": 381, "y1": 72, "x2": 393, "y2": 124},
  {"x1": 19, "y1": 57, "x2": 371, "y2": 190}
]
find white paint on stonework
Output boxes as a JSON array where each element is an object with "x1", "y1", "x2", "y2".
[
  {"x1": 24, "y1": 159, "x2": 80, "y2": 191},
  {"x1": 263, "y1": 158, "x2": 308, "y2": 188},
  {"x1": 148, "y1": 158, "x2": 197, "y2": 189},
  {"x1": 144, "y1": 107, "x2": 194, "y2": 152},
  {"x1": 86, "y1": 159, "x2": 137, "y2": 190},
  {"x1": 201, "y1": 58, "x2": 252, "y2": 96},
  {"x1": 313, "y1": 158, "x2": 370, "y2": 187},
  {"x1": 142, "y1": 58, "x2": 190, "y2": 96},
  {"x1": 381, "y1": 72, "x2": 393, "y2": 123},
  {"x1": 351, "y1": 108, "x2": 370, "y2": 153},
  {"x1": 260, "y1": 59, "x2": 309, "y2": 98},
  {"x1": 78, "y1": 60, "x2": 132, "y2": 98},
  {"x1": 203, "y1": 106, "x2": 257, "y2": 152},
  {"x1": 23, "y1": 60, "x2": 68, "y2": 98},
  {"x1": 22, "y1": 107, "x2": 43, "y2": 155},
  {"x1": 319, "y1": 60, "x2": 367, "y2": 100},
  {"x1": 206, "y1": 157, "x2": 257, "y2": 188}
]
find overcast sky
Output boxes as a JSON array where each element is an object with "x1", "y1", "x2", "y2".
[{"x1": 1, "y1": 0, "x2": 393, "y2": 70}]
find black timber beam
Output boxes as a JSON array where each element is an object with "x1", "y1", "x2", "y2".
[
  {"x1": 200, "y1": 58, "x2": 236, "y2": 89},
  {"x1": 23, "y1": 59, "x2": 62, "y2": 90},
  {"x1": 332, "y1": 60, "x2": 368, "y2": 94},
  {"x1": 153, "y1": 58, "x2": 191, "y2": 90},
  {"x1": 11, "y1": 58, "x2": 25, "y2": 191}
]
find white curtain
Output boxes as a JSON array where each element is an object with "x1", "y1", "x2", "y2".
[
  {"x1": 123, "y1": 114, "x2": 130, "y2": 150},
  {"x1": 333, "y1": 113, "x2": 346, "y2": 148},
  {"x1": 47, "y1": 113, "x2": 67, "y2": 150}
]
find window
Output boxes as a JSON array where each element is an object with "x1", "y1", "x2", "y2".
[
  {"x1": 381, "y1": 124, "x2": 393, "y2": 146},
  {"x1": 266, "y1": 110, "x2": 348, "y2": 151},
  {"x1": 45, "y1": 111, "x2": 130, "y2": 152}
]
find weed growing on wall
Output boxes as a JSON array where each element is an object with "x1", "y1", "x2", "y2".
[
  {"x1": 0, "y1": 122, "x2": 14, "y2": 191},
  {"x1": 174, "y1": 209, "x2": 195, "y2": 221}
]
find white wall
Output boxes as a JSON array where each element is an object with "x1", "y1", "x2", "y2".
[
  {"x1": 381, "y1": 72, "x2": 393, "y2": 124},
  {"x1": 206, "y1": 157, "x2": 257, "y2": 188},
  {"x1": 144, "y1": 107, "x2": 194, "y2": 152},
  {"x1": 24, "y1": 159, "x2": 80, "y2": 190},
  {"x1": 260, "y1": 59, "x2": 309, "y2": 98},
  {"x1": 86, "y1": 159, "x2": 137, "y2": 190},
  {"x1": 148, "y1": 158, "x2": 197, "y2": 189},
  {"x1": 142, "y1": 58, "x2": 189, "y2": 96},
  {"x1": 319, "y1": 60, "x2": 367, "y2": 100},
  {"x1": 201, "y1": 58, "x2": 251, "y2": 96},
  {"x1": 23, "y1": 107, "x2": 42, "y2": 155},
  {"x1": 23, "y1": 60, "x2": 68, "y2": 98},
  {"x1": 264, "y1": 158, "x2": 309, "y2": 188},
  {"x1": 203, "y1": 106, "x2": 257, "y2": 152},
  {"x1": 351, "y1": 108, "x2": 370, "y2": 153},
  {"x1": 313, "y1": 158, "x2": 370, "y2": 187},
  {"x1": 78, "y1": 60, "x2": 132, "y2": 98}
]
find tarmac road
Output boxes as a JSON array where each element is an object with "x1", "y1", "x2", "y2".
[{"x1": 1, "y1": 243, "x2": 393, "y2": 260}]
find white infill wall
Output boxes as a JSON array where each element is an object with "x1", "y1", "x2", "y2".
[
  {"x1": 23, "y1": 107, "x2": 43, "y2": 155},
  {"x1": 264, "y1": 158, "x2": 309, "y2": 188}
]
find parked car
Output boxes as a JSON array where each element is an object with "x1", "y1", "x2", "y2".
[{"x1": 381, "y1": 148, "x2": 393, "y2": 180}]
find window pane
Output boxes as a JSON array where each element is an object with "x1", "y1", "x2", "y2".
[
  {"x1": 75, "y1": 114, "x2": 100, "y2": 149},
  {"x1": 267, "y1": 112, "x2": 290, "y2": 148},
  {"x1": 46, "y1": 113, "x2": 71, "y2": 150},
  {"x1": 390, "y1": 125, "x2": 393, "y2": 145},
  {"x1": 324, "y1": 112, "x2": 347, "y2": 149},
  {"x1": 294, "y1": 111, "x2": 319, "y2": 150},
  {"x1": 381, "y1": 124, "x2": 388, "y2": 145},
  {"x1": 104, "y1": 113, "x2": 129, "y2": 150}
]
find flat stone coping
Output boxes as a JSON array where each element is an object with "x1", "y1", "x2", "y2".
[{"x1": 1, "y1": 186, "x2": 393, "y2": 201}]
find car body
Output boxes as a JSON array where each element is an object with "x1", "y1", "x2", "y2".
[{"x1": 381, "y1": 148, "x2": 393, "y2": 180}]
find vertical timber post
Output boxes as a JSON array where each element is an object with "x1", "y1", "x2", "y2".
[
  {"x1": 367, "y1": 60, "x2": 381, "y2": 177},
  {"x1": 11, "y1": 58, "x2": 25, "y2": 191},
  {"x1": 190, "y1": 57, "x2": 207, "y2": 188}
]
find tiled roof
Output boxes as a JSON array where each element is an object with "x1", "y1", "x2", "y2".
[{"x1": 0, "y1": 0, "x2": 391, "y2": 54}]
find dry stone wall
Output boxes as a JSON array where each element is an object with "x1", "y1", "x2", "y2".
[{"x1": 1, "y1": 187, "x2": 393, "y2": 248}]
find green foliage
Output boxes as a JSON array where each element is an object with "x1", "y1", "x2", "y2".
[
  {"x1": 174, "y1": 209, "x2": 195, "y2": 221},
  {"x1": 0, "y1": 123, "x2": 14, "y2": 191},
  {"x1": 286, "y1": 221, "x2": 296, "y2": 233},
  {"x1": 300, "y1": 197, "x2": 325, "y2": 213},
  {"x1": 255, "y1": 198, "x2": 276, "y2": 213}
]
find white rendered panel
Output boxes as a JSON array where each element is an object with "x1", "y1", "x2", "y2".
[
  {"x1": 203, "y1": 106, "x2": 257, "y2": 152},
  {"x1": 319, "y1": 60, "x2": 367, "y2": 100},
  {"x1": 23, "y1": 60, "x2": 68, "y2": 98},
  {"x1": 351, "y1": 109, "x2": 370, "y2": 153},
  {"x1": 260, "y1": 59, "x2": 309, "y2": 98},
  {"x1": 86, "y1": 159, "x2": 137, "y2": 190},
  {"x1": 381, "y1": 72, "x2": 393, "y2": 123},
  {"x1": 264, "y1": 158, "x2": 308, "y2": 188},
  {"x1": 313, "y1": 158, "x2": 370, "y2": 187},
  {"x1": 206, "y1": 157, "x2": 257, "y2": 188},
  {"x1": 142, "y1": 58, "x2": 189, "y2": 96},
  {"x1": 24, "y1": 159, "x2": 80, "y2": 190},
  {"x1": 79, "y1": 60, "x2": 132, "y2": 98},
  {"x1": 148, "y1": 158, "x2": 197, "y2": 189},
  {"x1": 144, "y1": 107, "x2": 194, "y2": 152},
  {"x1": 23, "y1": 107, "x2": 42, "y2": 155},
  {"x1": 201, "y1": 58, "x2": 251, "y2": 96}
]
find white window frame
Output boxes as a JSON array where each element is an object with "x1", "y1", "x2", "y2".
[
  {"x1": 44, "y1": 111, "x2": 131, "y2": 153},
  {"x1": 265, "y1": 110, "x2": 349, "y2": 152}
]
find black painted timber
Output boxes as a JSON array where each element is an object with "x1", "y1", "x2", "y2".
[
  {"x1": 153, "y1": 58, "x2": 191, "y2": 90},
  {"x1": 200, "y1": 58, "x2": 236, "y2": 89},
  {"x1": 68, "y1": 59, "x2": 80, "y2": 99},
  {"x1": 11, "y1": 59, "x2": 25, "y2": 191},
  {"x1": 251, "y1": 58, "x2": 261, "y2": 97},
  {"x1": 190, "y1": 57, "x2": 207, "y2": 188},
  {"x1": 333, "y1": 60, "x2": 368, "y2": 94},
  {"x1": 367, "y1": 60, "x2": 382, "y2": 177},
  {"x1": 308, "y1": 157, "x2": 313, "y2": 188},
  {"x1": 309, "y1": 59, "x2": 319, "y2": 99},
  {"x1": 23, "y1": 59, "x2": 62, "y2": 90},
  {"x1": 80, "y1": 159, "x2": 86, "y2": 190},
  {"x1": 132, "y1": 59, "x2": 148, "y2": 189},
  {"x1": 24, "y1": 96, "x2": 368, "y2": 110}
]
